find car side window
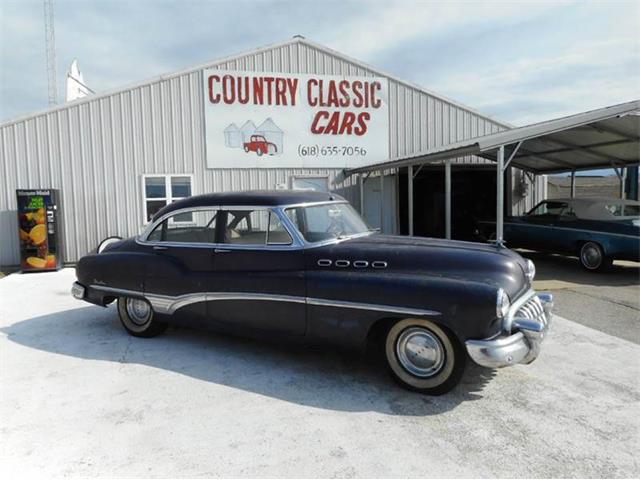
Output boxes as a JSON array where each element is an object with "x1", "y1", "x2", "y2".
[
  {"x1": 528, "y1": 201, "x2": 567, "y2": 218},
  {"x1": 223, "y1": 209, "x2": 292, "y2": 246},
  {"x1": 147, "y1": 209, "x2": 218, "y2": 243}
]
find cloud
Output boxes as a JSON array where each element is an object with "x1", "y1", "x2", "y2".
[{"x1": 1, "y1": 0, "x2": 638, "y2": 128}]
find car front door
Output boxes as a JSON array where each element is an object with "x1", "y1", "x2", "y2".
[
  {"x1": 517, "y1": 201, "x2": 567, "y2": 250},
  {"x1": 207, "y1": 207, "x2": 306, "y2": 335},
  {"x1": 141, "y1": 208, "x2": 219, "y2": 324}
]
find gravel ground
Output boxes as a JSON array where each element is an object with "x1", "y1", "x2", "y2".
[{"x1": 1, "y1": 268, "x2": 639, "y2": 478}]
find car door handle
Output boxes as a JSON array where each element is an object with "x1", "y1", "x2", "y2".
[
  {"x1": 214, "y1": 248, "x2": 231, "y2": 253},
  {"x1": 153, "y1": 245, "x2": 168, "y2": 251}
]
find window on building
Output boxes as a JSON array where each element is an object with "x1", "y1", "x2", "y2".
[
  {"x1": 147, "y1": 209, "x2": 218, "y2": 243},
  {"x1": 290, "y1": 176, "x2": 329, "y2": 192},
  {"x1": 222, "y1": 209, "x2": 292, "y2": 246},
  {"x1": 143, "y1": 175, "x2": 193, "y2": 223}
]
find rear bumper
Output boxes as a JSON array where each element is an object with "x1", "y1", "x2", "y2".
[
  {"x1": 71, "y1": 281, "x2": 86, "y2": 300},
  {"x1": 466, "y1": 292, "x2": 553, "y2": 368}
]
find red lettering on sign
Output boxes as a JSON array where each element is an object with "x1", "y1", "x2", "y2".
[
  {"x1": 307, "y1": 79, "x2": 318, "y2": 107},
  {"x1": 253, "y1": 77, "x2": 264, "y2": 105},
  {"x1": 354, "y1": 112, "x2": 370, "y2": 136},
  {"x1": 310, "y1": 110, "x2": 328, "y2": 133},
  {"x1": 238, "y1": 76, "x2": 250, "y2": 104},
  {"x1": 370, "y1": 82, "x2": 381, "y2": 108},
  {"x1": 352, "y1": 81, "x2": 363, "y2": 108},
  {"x1": 208, "y1": 75, "x2": 221, "y2": 104},
  {"x1": 287, "y1": 78, "x2": 299, "y2": 106},
  {"x1": 222, "y1": 75, "x2": 235, "y2": 104}
]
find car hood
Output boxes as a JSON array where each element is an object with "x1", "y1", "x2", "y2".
[{"x1": 323, "y1": 234, "x2": 531, "y2": 299}]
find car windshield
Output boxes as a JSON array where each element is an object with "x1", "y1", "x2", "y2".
[{"x1": 285, "y1": 202, "x2": 372, "y2": 243}]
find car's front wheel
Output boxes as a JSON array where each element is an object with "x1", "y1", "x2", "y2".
[
  {"x1": 579, "y1": 241, "x2": 612, "y2": 272},
  {"x1": 384, "y1": 318, "x2": 465, "y2": 395},
  {"x1": 117, "y1": 297, "x2": 167, "y2": 338}
]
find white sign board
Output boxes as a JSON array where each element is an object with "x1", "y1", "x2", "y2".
[{"x1": 202, "y1": 70, "x2": 389, "y2": 168}]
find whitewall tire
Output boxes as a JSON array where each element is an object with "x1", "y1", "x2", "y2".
[
  {"x1": 384, "y1": 318, "x2": 465, "y2": 395},
  {"x1": 117, "y1": 297, "x2": 167, "y2": 338}
]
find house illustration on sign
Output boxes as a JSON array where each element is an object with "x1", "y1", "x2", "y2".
[
  {"x1": 223, "y1": 123, "x2": 242, "y2": 148},
  {"x1": 256, "y1": 118, "x2": 283, "y2": 155},
  {"x1": 223, "y1": 118, "x2": 284, "y2": 156}
]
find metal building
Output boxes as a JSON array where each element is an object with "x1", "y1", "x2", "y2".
[{"x1": 0, "y1": 37, "x2": 545, "y2": 267}]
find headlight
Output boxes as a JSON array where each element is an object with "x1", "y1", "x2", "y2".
[
  {"x1": 525, "y1": 259, "x2": 536, "y2": 282},
  {"x1": 496, "y1": 288, "x2": 510, "y2": 318}
]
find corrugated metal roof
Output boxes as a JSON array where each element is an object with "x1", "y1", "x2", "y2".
[
  {"x1": 348, "y1": 100, "x2": 640, "y2": 174},
  {"x1": 0, "y1": 36, "x2": 509, "y2": 130}
]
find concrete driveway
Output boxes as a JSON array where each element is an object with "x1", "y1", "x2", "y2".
[{"x1": 1, "y1": 268, "x2": 639, "y2": 478}]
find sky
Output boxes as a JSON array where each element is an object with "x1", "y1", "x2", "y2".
[{"x1": 0, "y1": 0, "x2": 638, "y2": 128}]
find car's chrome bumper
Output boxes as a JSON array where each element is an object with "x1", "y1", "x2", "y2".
[{"x1": 466, "y1": 292, "x2": 553, "y2": 368}]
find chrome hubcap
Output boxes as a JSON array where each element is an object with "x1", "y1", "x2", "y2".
[
  {"x1": 396, "y1": 327, "x2": 445, "y2": 378},
  {"x1": 126, "y1": 298, "x2": 151, "y2": 325},
  {"x1": 581, "y1": 244, "x2": 601, "y2": 269}
]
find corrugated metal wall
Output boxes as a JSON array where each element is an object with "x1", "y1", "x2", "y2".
[{"x1": 0, "y1": 39, "x2": 538, "y2": 266}]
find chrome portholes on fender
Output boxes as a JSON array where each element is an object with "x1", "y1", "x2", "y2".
[
  {"x1": 315, "y1": 259, "x2": 387, "y2": 269},
  {"x1": 117, "y1": 296, "x2": 167, "y2": 338}
]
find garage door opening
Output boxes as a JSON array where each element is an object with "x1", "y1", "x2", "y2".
[{"x1": 398, "y1": 166, "x2": 502, "y2": 241}]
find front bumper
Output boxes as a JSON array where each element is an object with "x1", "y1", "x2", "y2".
[{"x1": 466, "y1": 292, "x2": 553, "y2": 368}]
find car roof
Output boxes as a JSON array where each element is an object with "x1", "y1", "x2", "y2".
[
  {"x1": 544, "y1": 197, "x2": 640, "y2": 206},
  {"x1": 153, "y1": 190, "x2": 346, "y2": 221}
]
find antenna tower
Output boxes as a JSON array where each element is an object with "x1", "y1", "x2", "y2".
[{"x1": 43, "y1": 0, "x2": 57, "y2": 105}]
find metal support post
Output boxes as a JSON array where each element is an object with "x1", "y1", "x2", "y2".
[
  {"x1": 445, "y1": 160, "x2": 451, "y2": 240},
  {"x1": 379, "y1": 170, "x2": 384, "y2": 233},
  {"x1": 570, "y1": 171, "x2": 576, "y2": 198},
  {"x1": 408, "y1": 165, "x2": 414, "y2": 236},
  {"x1": 359, "y1": 174, "x2": 365, "y2": 215},
  {"x1": 621, "y1": 168, "x2": 627, "y2": 199},
  {"x1": 496, "y1": 146, "x2": 505, "y2": 245}
]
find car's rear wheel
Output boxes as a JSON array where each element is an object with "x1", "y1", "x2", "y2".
[
  {"x1": 257, "y1": 147, "x2": 263, "y2": 156},
  {"x1": 384, "y1": 318, "x2": 465, "y2": 395},
  {"x1": 117, "y1": 297, "x2": 167, "y2": 337},
  {"x1": 244, "y1": 146, "x2": 249, "y2": 152},
  {"x1": 579, "y1": 241, "x2": 612, "y2": 272}
]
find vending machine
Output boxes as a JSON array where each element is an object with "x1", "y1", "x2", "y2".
[{"x1": 16, "y1": 189, "x2": 61, "y2": 272}]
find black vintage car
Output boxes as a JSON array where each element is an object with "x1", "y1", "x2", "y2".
[{"x1": 72, "y1": 191, "x2": 552, "y2": 395}]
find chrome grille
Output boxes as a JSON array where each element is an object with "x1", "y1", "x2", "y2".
[{"x1": 516, "y1": 295, "x2": 544, "y2": 320}]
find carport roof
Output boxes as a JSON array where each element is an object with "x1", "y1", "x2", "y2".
[{"x1": 349, "y1": 100, "x2": 640, "y2": 175}]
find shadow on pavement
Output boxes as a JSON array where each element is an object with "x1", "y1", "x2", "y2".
[{"x1": 1, "y1": 305, "x2": 496, "y2": 416}]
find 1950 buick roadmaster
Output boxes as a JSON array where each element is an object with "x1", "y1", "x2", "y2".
[{"x1": 72, "y1": 191, "x2": 553, "y2": 395}]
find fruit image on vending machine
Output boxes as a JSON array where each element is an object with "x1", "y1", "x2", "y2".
[{"x1": 16, "y1": 189, "x2": 61, "y2": 272}]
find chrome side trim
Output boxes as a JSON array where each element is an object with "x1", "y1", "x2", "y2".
[
  {"x1": 306, "y1": 297, "x2": 440, "y2": 316},
  {"x1": 500, "y1": 221, "x2": 639, "y2": 240},
  {"x1": 371, "y1": 261, "x2": 388, "y2": 269},
  {"x1": 317, "y1": 259, "x2": 332, "y2": 267},
  {"x1": 89, "y1": 285, "x2": 440, "y2": 317},
  {"x1": 335, "y1": 260, "x2": 350, "y2": 267},
  {"x1": 353, "y1": 260, "x2": 369, "y2": 268}
]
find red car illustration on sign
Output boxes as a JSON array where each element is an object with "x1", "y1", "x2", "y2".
[{"x1": 244, "y1": 135, "x2": 278, "y2": 156}]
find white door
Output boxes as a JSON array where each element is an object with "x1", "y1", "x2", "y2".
[{"x1": 363, "y1": 174, "x2": 397, "y2": 234}]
